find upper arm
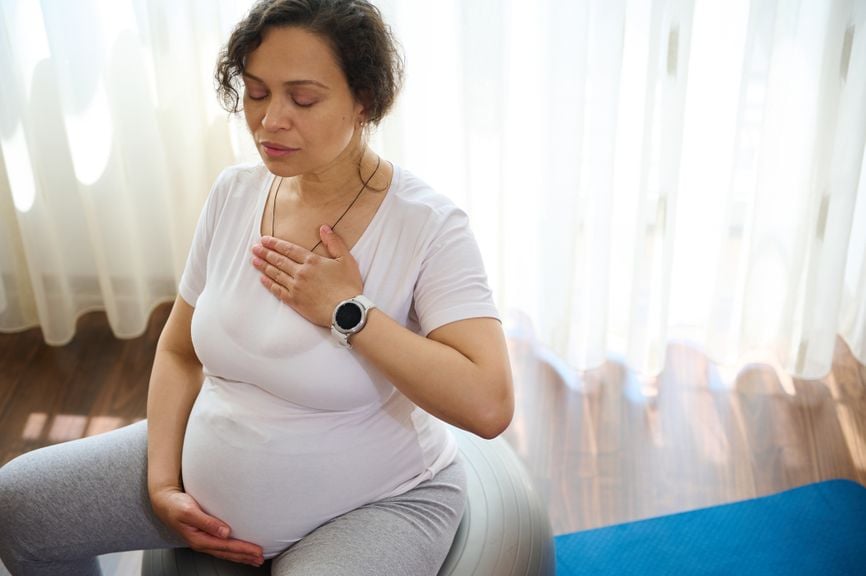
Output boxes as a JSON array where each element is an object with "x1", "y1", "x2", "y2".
[
  {"x1": 410, "y1": 203, "x2": 512, "y2": 434},
  {"x1": 156, "y1": 295, "x2": 200, "y2": 365},
  {"x1": 428, "y1": 317, "x2": 514, "y2": 427},
  {"x1": 427, "y1": 317, "x2": 509, "y2": 371},
  {"x1": 412, "y1": 208, "x2": 499, "y2": 337},
  {"x1": 178, "y1": 168, "x2": 235, "y2": 307}
]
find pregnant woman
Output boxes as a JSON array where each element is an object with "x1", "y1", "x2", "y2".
[{"x1": 0, "y1": 1, "x2": 513, "y2": 574}]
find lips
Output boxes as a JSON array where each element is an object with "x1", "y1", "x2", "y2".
[{"x1": 260, "y1": 141, "x2": 299, "y2": 158}]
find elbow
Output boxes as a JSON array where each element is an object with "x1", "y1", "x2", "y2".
[
  {"x1": 472, "y1": 381, "x2": 514, "y2": 440},
  {"x1": 475, "y1": 413, "x2": 512, "y2": 440}
]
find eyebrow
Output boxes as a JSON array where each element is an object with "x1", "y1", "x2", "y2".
[{"x1": 242, "y1": 72, "x2": 330, "y2": 90}]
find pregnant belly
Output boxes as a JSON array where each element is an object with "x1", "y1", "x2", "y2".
[{"x1": 181, "y1": 378, "x2": 424, "y2": 558}]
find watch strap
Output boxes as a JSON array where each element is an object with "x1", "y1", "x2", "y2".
[{"x1": 352, "y1": 294, "x2": 375, "y2": 310}]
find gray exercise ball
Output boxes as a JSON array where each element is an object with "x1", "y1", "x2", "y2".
[{"x1": 141, "y1": 428, "x2": 555, "y2": 575}]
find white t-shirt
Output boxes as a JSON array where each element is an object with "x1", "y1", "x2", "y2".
[{"x1": 177, "y1": 162, "x2": 499, "y2": 558}]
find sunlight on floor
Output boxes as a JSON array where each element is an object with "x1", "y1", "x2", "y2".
[
  {"x1": 21, "y1": 413, "x2": 48, "y2": 440},
  {"x1": 22, "y1": 413, "x2": 128, "y2": 442},
  {"x1": 47, "y1": 415, "x2": 87, "y2": 442},
  {"x1": 836, "y1": 403, "x2": 866, "y2": 475}
]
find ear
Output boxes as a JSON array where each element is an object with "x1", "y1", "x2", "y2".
[{"x1": 354, "y1": 90, "x2": 373, "y2": 126}]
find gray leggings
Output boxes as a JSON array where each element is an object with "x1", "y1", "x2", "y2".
[{"x1": 0, "y1": 421, "x2": 466, "y2": 576}]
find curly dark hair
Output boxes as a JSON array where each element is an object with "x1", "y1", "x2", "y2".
[{"x1": 215, "y1": 0, "x2": 403, "y2": 125}]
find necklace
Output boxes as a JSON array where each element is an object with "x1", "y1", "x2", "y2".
[{"x1": 270, "y1": 154, "x2": 382, "y2": 253}]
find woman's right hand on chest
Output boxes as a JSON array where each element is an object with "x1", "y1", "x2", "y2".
[{"x1": 150, "y1": 487, "x2": 265, "y2": 567}]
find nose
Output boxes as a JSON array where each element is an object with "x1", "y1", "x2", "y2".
[{"x1": 261, "y1": 97, "x2": 293, "y2": 132}]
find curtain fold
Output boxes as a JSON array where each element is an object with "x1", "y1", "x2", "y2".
[
  {"x1": 2, "y1": 0, "x2": 865, "y2": 381},
  {"x1": 0, "y1": 0, "x2": 253, "y2": 344}
]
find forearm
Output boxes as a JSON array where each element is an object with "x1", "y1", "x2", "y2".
[
  {"x1": 350, "y1": 311, "x2": 513, "y2": 438},
  {"x1": 146, "y1": 349, "x2": 203, "y2": 497}
]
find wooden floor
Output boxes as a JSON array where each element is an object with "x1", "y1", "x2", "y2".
[
  {"x1": 0, "y1": 305, "x2": 163, "y2": 466},
  {"x1": 1, "y1": 303, "x2": 865, "y2": 572}
]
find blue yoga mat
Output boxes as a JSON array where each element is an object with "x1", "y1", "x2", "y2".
[{"x1": 555, "y1": 479, "x2": 866, "y2": 575}]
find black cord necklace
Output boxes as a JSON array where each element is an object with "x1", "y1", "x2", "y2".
[{"x1": 270, "y1": 154, "x2": 382, "y2": 253}]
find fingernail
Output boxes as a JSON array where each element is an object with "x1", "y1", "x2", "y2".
[
  {"x1": 219, "y1": 527, "x2": 229, "y2": 538},
  {"x1": 321, "y1": 225, "x2": 332, "y2": 234}
]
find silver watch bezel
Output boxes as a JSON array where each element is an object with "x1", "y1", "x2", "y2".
[{"x1": 330, "y1": 295, "x2": 375, "y2": 348}]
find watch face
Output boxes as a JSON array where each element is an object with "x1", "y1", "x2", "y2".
[{"x1": 335, "y1": 301, "x2": 363, "y2": 331}]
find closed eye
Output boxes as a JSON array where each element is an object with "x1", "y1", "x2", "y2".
[{"x1": 244, "y1": 87, "x2": 268, "y2": 101}]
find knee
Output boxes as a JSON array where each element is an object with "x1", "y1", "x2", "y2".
[
  {"x1": 0, "y1": 453, "x2": 48, "y2": 562},
  {"x1": 0, "y1": 455, "x2": 26, "y2": 534}
]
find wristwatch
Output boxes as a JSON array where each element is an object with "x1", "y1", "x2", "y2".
[{"x1": 330, "y1": 295, "x2": 376, "y2": 348}]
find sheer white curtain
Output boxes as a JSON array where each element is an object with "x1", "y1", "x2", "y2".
[
  {"x1": 0, "y1": 0, "x2": 254, "y2": 344},
  {"x1": 377, "y1": 0, "x2": 866, "y2": 380},
  {"x1": 2, "y1": 0, "x2": 865, "y2": 382}
]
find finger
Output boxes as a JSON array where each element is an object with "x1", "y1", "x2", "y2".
[
  {"x1": 203, "y1": 544, "x2": 264, "y2": 565},
  {"x1": 208, "y1": 550, "x2": 264, "y2": 567},
  {"x1": 196, "y1": 541, "x2": 264, "y2": 567},
  {"x1": 319, "y1": 225, "x2": 349, "y2": 259},
  {"x1": 186, "y1": 528, "x2": 265, "y2": 557},
  {"x1": 202, "y1": 543, "x2": 264, "y2": 564},
  {"x1": 260, "y1": 274, "x2": 292, "y2": 304},
  {"x1": 256, "y1": 259, "x2": 293, "y2": 288},
  {"x1": 252, "y1": 245, "x2": 300, "y2": 277},
  {"x1": 261, "y1": 235, "x2": 310, "y2": 264},
  {"x1": 177, "y1": 501, "x2": 232, "y2": 539}
]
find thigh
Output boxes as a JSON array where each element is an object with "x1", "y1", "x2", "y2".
[
  {"x1": 0, "y1": 421, "x2": 183, "y2": 569},
  {"x1": 270, "y1": 459, "x2": 466, "y2": 576}
]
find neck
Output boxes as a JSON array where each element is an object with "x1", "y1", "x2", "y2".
[{"x1": 292, "y1": 134, "x2": 372, "y2": 208}]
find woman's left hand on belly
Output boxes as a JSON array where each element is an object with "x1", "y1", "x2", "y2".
[{"x1": 252, "y1": 225, "x2": 362, "y2": 326}]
